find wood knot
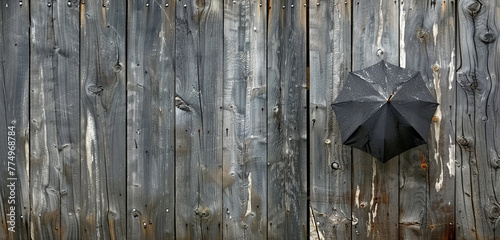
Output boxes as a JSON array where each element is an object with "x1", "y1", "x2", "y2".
[
  {"x1": 486, "y1": 204, "x2": 500, "y2": 220},
  {"x1": 491, "y1": 157, "x2": 500, "y2": 169},
  {"x1": 194, "y1": 206, "x2": 212, "y2": 220},
  {"x1": 457, "y1": 72, "x2": 477, "y2": 92},
  {"x1": 108, "y1": 211, "x2": 118, "y2": 219},
  {"x1": 175, "y1": 96, "x2": 191, "y2": 112},
  {"x1": 464, "y1": 0, "x2": 481, "y2": 15},
  {"x1": 87, "y1": 85, "x2": 103, "y2": 95},
  {"x1": 417, "y1": 29, "x2": 428, "y2": 41},
  {"x1": 131, "y1": 209, "x2": 141, "y2": 219},
  {"x1": 112, "y1": 62, "x2": 123, "y2": 72},
  {"x1": 479, "y1": 31, "x2": 496, "y2": 43},
  {"x1": 456, "y1": 136, "x2": 472, "y2": 150}
]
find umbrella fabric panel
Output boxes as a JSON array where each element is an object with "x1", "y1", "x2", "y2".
[
  {"x1": 334, "y1": 73, "x2": 387, "y2": 102},
  {"x1": 332, "y1": 71, "x2": 387, "y2": 143},
  {"x1": 390, "y1": 72, "x2": 436, "y2": 103},
  {"x1": 344, "y1": 103, "x2": 427, "y2": 162},
  {"x1": 390, "y1": 72, "x2": 439, "y2": 140},
  {"x1": 332, "y1": 101, "x2": 385, "y2": 143},
  {"x1": 352, "y1": 61, "x2": 418, "y2": 99},
  {"x1": 391, "y1": 101, "x2": 438, "y2": 140}
]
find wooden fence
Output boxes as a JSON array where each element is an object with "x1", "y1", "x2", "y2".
[{"x1": 0, "y1": 0, "x2": 498, "y2": 239}]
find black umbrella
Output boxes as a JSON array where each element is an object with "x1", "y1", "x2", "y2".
[{"x1": 332, "y1": 60, "x2": 438, "y2": 162}]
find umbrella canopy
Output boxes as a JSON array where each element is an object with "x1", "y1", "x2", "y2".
[{"x1": 332, "y1": 60, "x2": 438, "y2": 162}]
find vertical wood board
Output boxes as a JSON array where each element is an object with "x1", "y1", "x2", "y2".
[
  {"x1": 81, "y1": 0, "x2": 127, "y2": 239},
  {"x1": 351, "y1": 0, "x2": 400, "y2": 239},
  {"x1": 0, "y1": 2, "x2": 30, "y2": 239},
  {"x1": 222, "y1": 0, "x2": 268, "y2": 239},
  {"x1": 308, "y1": 0, "x2": 352, "y2": 239},
  {"x1": 267, "y1": 0, "x2": 308, "y2": 238},
  {"x1": 126, "y1": 0, "x2": 176, "y2": 239},
  {"x1": 175, "y1": 0, "x2": 224, "y2": 238}
]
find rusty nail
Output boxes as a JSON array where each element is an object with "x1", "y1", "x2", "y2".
[{"x1": 421, "y1": 163, "x2": 428, "y2": 169}]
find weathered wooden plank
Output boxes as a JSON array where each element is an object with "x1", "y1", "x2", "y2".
[
  {"x1": 267, "y1": 0, "x2": 308, "y2": 238},
  {"x1": 30, "y1": 1, "x2": 80, "y2": 239},
  {"x1": 398, "y1": 2, "x2": 429, "y2": 238},
  {"x1": 0, "y1": 2, "x2": 30, "y2": 239},
  {"x1": 80, "y1": 0, "x2": 126, "y2": 239},
  {"x1": 399, "y1": 0, "x2": 456, "y2": 239},
  {"x1": 456, "y1": 1, "x2": 478, "y2": 239},
  {"x1": 175, "y1": 0, "x2": 224, "y2": 238},
  {"x1": 126, "y1": 0, "x2": 175, "y2": 239},
  {"x1": 222, "y1": 0, "x2": 267, "y2": 239},
  {"x1": 351, "y1": 0, "x2": 399, "y2": 239},
  {"x1": 308, "y1": 0, "x2": 352, "y2": 239},
  {"x1": 457, "y1": 0, "x2": 500, "y2": 239},
  {"x1": 413, "y1": 1, "x2": 456, "y2": 239}
]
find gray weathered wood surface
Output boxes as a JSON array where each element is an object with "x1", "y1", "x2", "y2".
[
  {"x1": 127, "y1": 0, "x2": 174, "y2": 239},
  {"x1": 1, "y1": 0, "x2": 499, "y2": 239},
  {"x1": 223, "y1": 0, "x2": 268, "y2": 238},
  {"x1": 30, "y1": 1, "x2": 79, "y2": 239},
  {"x1": 351, "y1": 0, "x2": 400, "y2": 239},
  {"x1": 175, "y1": 0, "x2": 224, "y2": 239},
  {"x1": 308, "y1": 0, "x2": 352, "y2": 239},
  {"x1": 0, "y1": 2, "x2": 30, "y2": 239},
  {"x1": 82, "y1": 0, "x2": 127, "y2": 239},
  {"x1": 267, "y1": 0, "x2": 308, "y2": 239}
]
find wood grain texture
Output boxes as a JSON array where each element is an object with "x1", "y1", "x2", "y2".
[
  {"x1": 456, "y1": 1, "x2": 479, "y2": 239},
  {"x1": 0, "y1": 2, "x2": 30, "y2": 239},
  {"x1": 175, "y1": 0, "x2": 224, "y2": 238},
  {"x1": 30, "y1": 1, "x2": 80, "y2": 239},
  {"x1": 415, "y1": 1, "x2": 456, "y2": 239},
  {"x1": 351, "y1": 0, "x2": 400, "y2": 239},
  {"x1": 267, "y1": 0, "x2": 308, "y2": 238},
  {"x1": 2, "y1": 1, "x2": 500, "y2": 239},
  {"x1": 399, "y1": 0, "x2": 456, "y2": 239},
  {"x1": 398, "y1": 1, "x2": 430, "y2": 236},
  {"x1": 222, "y1": 0, "x2": 267, "y2": 239},
  {"x1": 126, "y1": 0, "x2": 175, "y2": 239},
  {"x1": 81, "y1": 0, "x2": 126, "y2": 239},
  {"x1": 308, "y1": 0, "x2": 352, "y2": 239},
  {"x1": 457, "y1": 0, "x2": 500, "y2": 239}
]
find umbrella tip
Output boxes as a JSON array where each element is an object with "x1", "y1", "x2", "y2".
[{"x1": 387, "y1": 92, "x2": 394, "y2": 102}]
